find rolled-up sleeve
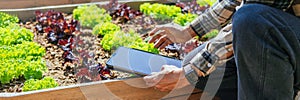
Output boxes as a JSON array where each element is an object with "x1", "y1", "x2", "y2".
[
  {"x1": 184, "y1": 24, "x2": 234, "y2": 85},
  {"x1": 190, "y1": 0, "x2": 242, "y2": 37}
]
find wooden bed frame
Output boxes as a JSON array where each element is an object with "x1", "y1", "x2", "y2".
[{"x1": 0, "y1": 0, "x2": 218, "y2": 99}]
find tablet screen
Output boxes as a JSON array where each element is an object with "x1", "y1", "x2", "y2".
[{"x1": 106, "y1": 47, "x2": 182, "y2": 75}]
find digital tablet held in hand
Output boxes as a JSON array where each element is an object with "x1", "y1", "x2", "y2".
[{"x1": 106, "y1": 47, "x2": 182, "y2": 75}]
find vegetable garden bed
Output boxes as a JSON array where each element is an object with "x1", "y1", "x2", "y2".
[{"x1": 0, "y1": 0, "x2": 219, "y2": 99}]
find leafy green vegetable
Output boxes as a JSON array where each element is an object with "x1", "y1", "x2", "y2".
[
  {"x1": 73, "y1": 5, "x2": 112, "y2": 28},
  {"x1": 22, "y1": 77, "x2": 58, "y2": 92},
  {"x1": 101, "y1": 30, "x2": 140, "y2": 51},
  {"x1": 92, "y1": 22, "x2": 120, "y2": 36},
  {"x1": 0, "y1": 23, "x2": 46, "y2": 84},
  {"x1": 72, "y1": 5, "x2": 87, "y2": 20},
  {"x1": 197, "y1": 0, "x2": 217, "y2": 6},
  {"x1": 0, "y1": 42, "x2": 46, "y2": 83},
  {"x1": 100, "y1": 30, "x2": 158, "y2": 54},
  {"x1": 130, "y1": 41, "x2": 159, "y2": 54},
  {"x1": 140, "y1": 3, "x2": 182, "y2": 20},
  {"x1": 0, "y1": 24, "x2": 33, "y2": 46},
  {"x1": 173, "y1": 13, "x2": 198, "y2": 26},
  {"x1": 0, "y1": 42, "x2": 45, "y2": 60},
  {"x1": 0, "y1": 12, "x2": 19, "y2": 28},
  {"x1": 201, "y1": 29, "x2": 219, "y2": 41}
]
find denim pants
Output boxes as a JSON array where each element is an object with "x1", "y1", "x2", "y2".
[
  {"x1": 233, "y1": 4, "x2": 300, "y2": 100},
  {"x1": 184, "y1": 4, "x2": 300, "y2": 100}
]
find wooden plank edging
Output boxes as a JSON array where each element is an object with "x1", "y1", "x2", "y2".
[
  {"x1": 0, "y1": 0, "x2": 206, "y2": 99},
  {"x1": 0, "y1": 78, "x2": 202, "y2": 100}
]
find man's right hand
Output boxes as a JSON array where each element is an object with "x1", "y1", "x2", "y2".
[{"x1": 147, "y1": 23, "x2": 197, "y2": 50}]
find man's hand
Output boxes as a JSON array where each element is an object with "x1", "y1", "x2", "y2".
[
  {"x1": 148, "y1": 23, "x2": 197, "y2": 50},
  {"x1": 143, "y1": 65, "x2": 190, "y2": 91}
]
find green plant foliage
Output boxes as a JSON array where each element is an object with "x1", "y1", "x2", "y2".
[
  {"x1": 73, "y1": 5, "x2": 112, "y2": 28},
  {"x1": 72, "y1": 5, "x2": 87, "y2": 20},
  {"x1": 140, "y1": 3, "x2": 181, "y2": 20},
  {"x1": 130, "y1": 41, "x2": 159, "y2": 54},
  {"x1": 0, "y1": 42, "x2": 45, "y2": 60},
  {"x1": 100, "y1": 30, "x2": 158, "y2": 54},
  {"x1": 0, "y1": 24, "x2": 46, "y2": 84},
  {"x1": 0, "y1": 12, "x2": 19, "y2": 28},
  {"x1": 173, "y1": 13, "x2": 198, "y2": 26},
  {"x1": 0, "y1": 24, "x2": 33, "y2": 46},
  {"x1": 92, "y1": 22, "x2": 120, "y2": 36},
  {"x1": 0, "y1": 42, "x2": 46, "y2": 84},
  {"x1": 201, "y1": 29, "x2": 219, "y2": 41},
  {"x1": 22, "y1": 77, "x2": 58, "y2": 92},
  {"x1": 197, "y1": 0, "x2": 217, "y2": 6}
]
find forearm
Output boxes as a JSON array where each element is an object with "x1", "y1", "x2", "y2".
[
  {"x1": 189, "y1": 0, "x2": 242, "y2": 37},
  {"x1": 183, "y1": 24, "x2": 234, "y2": 85}
]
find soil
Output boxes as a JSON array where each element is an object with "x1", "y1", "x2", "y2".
[{"x1": 0, "y1": 14, "x2": 194, "y2": 93}]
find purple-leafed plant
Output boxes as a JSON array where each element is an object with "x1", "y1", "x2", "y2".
[
  {"x1": 176, "y1": 0, "x2": 209, "y2": 15},
  {"x1": 106, "y1": 0, "x2": 143, "y2": 23},
  {"x1": 35, "y1": 10, "x2": 79, "y2": 63}
]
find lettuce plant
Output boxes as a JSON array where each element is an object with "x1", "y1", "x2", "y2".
[
  {"x1": 197, "y1": 0, "x2": 217, "y2": 6},
  {"x1": 72, "y1": 5, "x2": 88, "y2": 20},
  {"x1": 0, "y1": 24, "x2": 46, "y2": 84},
  {"x1": 92, "y1": 22, "x2": 120, "y2": 36},
  {"x1": 106, "y1": 1, "x2": 143, "y2": 23},
  {"x1": 22, "y1": 77, "x2": 58, "y2": 92},
  {"x1": 130, "y1": 40, "x2": 159, "y2": 54},
  {"x1": 140, "y1": 3, "x2": 181, "y2": 20},
  {"x1": 0, "y1": 42, "x2": 46, "y2": 84},
  {"x1": 173, "y1": 13, "x2": 198, "y2": 26},
  {"x1": 73, "y1": 5, "x2": 112, "y2": 28},
  {"x1": 100, "y1": 30, "x2": 158, "y2": 54},
  {"x1": 35, "y1": 10, "x2": 78, "y2": 62},
  {"x1": 0, "y1": 12, "x2": 19, "y2": 28},
  {"x1": 201, "y1": 29, "x2": 219, "y2": 41},
  {"x1": 0, "y1": 24, "x2": 33, "y2": 46}
]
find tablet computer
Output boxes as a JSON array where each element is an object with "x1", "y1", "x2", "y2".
[{"x1": 106, "y1": 47, "x2": 182, "y2": 75}]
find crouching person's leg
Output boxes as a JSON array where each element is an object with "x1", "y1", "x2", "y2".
[{"x1": 232, "y1": 4, "x2": 300, "y2": 100}]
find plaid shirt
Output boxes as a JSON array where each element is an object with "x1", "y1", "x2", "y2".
[{"x1": 184, "y1": 0, "x2": 296, "y2": 85}]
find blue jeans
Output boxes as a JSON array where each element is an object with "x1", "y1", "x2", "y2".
[
  {"x1": 233, "y1": 4, "x2": 300, "y2": 100},
  {"x1": 184, "y1": 4, "x2": 300, "y2": 100}
]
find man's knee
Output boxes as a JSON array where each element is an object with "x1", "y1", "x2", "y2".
[{"x1": 232, "y1": 4, "x2": 276, "y2": 40}]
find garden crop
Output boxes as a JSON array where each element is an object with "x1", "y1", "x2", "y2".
[
  {"x1": 73, "y1": 5, "x2": 112, "y2": 28},
  {"x1": 0, "y1": 18, "x2": 46, "y2": 84},
  {"x1": 23, "y1": 77, "x2": 58, "y2": 92},
  {"x1": 101, "y1": 30, "x2": 158, "y2": 54},
  {"x1": 140, "y1": 3, "x2": 181, "y2": 20},
  {"x1": 92, "y1": 22, "x2": 120, "y2": 36},
  {"x1": 173, "y1": 13, "x2": 198, "y2": 26},
  {"x1": 0, "y1": 12, "x2": 19, "y2": 28}
]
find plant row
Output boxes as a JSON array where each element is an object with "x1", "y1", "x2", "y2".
[
  {"x1": 0, "y1": 12, "x2": 58, "y2": 91},
  {"x1": 140, "y1": 3, "x2": 198, "y2": 26},
  {"x1": 35, "y1": 10, "x2": 79, "y2": 63},
  {"x1": 73, "y1": 5, "x2": 159, "y2": 54}
]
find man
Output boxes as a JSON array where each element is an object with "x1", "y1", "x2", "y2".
[{"x1": 143, "y1": 0, "x2": 300, "y2": 99}]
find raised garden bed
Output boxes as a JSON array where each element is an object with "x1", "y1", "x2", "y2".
[{"x1": 0, "y1": 0, "x2": 218, "y2": 99}]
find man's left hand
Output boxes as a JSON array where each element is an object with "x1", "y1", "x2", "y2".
[{"x1": 143, "y1": 65, "x2": 190, "y2": 91}]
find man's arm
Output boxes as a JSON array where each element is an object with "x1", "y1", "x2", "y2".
[
  {"x1": 183, "y1": 0, "x2": 241, "y2": 85},
  {"x1": 189, "y1": 0, "x2": 242, "y2": 37},
  {"x1": 184, "y1": 24, "x2": 234, "y2": 85}
]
